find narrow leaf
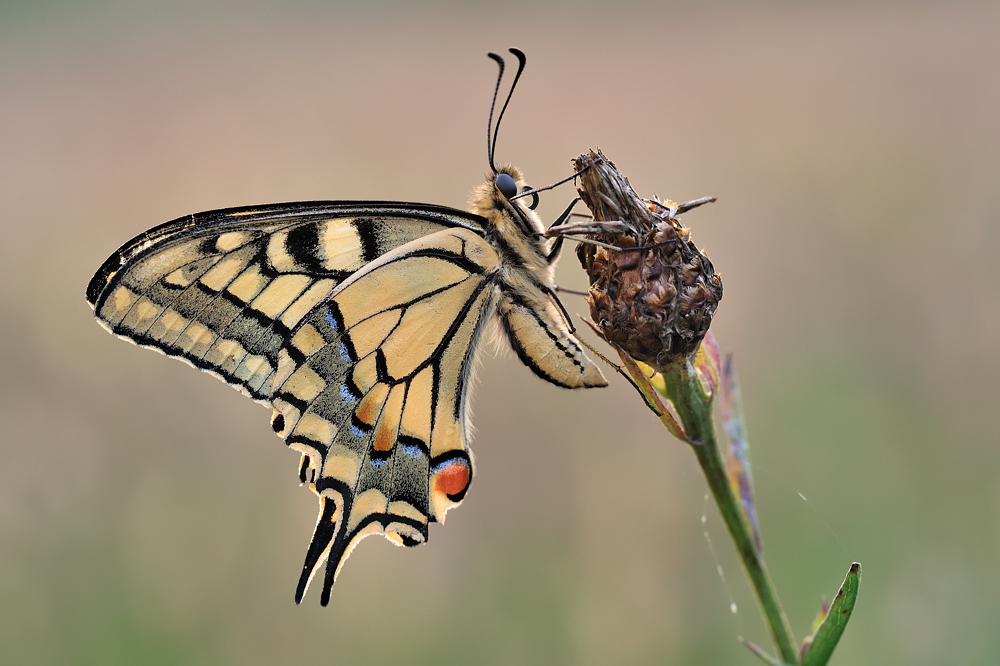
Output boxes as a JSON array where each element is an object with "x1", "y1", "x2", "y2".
[
  {"x1": 739, "y1": 637, "x2": 789, "y2": 666},
  {"x1": 719, "y1": 353, "x2": 762, "y2": 554},
  {"x1": 614, "y1": 347, "x2": 688, "y2": 442},
  {"x1": 798, "y1": 597, "x2": 832, "y2": 663},
  {"x1": 694, "y1": 330, "x2": 722, "y2": 398},
  {"x1": 800, "y1": 562, "x2": 862, "y2": 666},
  {"x1": 810, "y1": 597, "x2": 831, "y2": 637}
]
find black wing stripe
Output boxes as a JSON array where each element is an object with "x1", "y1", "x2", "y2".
[
  {"x1": 283, "y1": 223, "x2": 324, "y2": 273},
  {"x1": 352, "y1": 217, "x2": 381, "y2": 263}
]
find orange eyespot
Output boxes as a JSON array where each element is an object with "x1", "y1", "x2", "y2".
[{"x1": 432, "y1": 458, "x2": 471, "y2": 499}]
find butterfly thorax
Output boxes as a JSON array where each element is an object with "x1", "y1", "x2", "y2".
[{"x1": 469, "y1": 163, "x2": 556, "y2": 292}]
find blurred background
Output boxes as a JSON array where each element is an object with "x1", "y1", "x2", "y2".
[{"x1": 2, "y1": 1, "x2": 998, "y2": 663}]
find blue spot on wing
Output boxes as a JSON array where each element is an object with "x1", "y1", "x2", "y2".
[
  {"x1": 431, "y1": 456, "x2": 470, "y2": 474},
  {"x1": 401, "y1": 443, "x2": 423, "y2": 458},
  {"x1": 337, "y1": 342, "x2": 351, "y2": 363},
  {"x1": 325, "y1": 309, "x2": 340, "y2": 333}
]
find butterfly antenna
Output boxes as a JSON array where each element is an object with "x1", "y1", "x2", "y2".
[
  {"x1": 486, "y1": 51, "x2": 506, "y2": 173},
  {"x1": 489, "y1": 47, "x2": 527, "y2": 173}
]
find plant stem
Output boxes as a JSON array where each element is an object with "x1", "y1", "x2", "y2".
[{"x1": 666, "y1": 362, "x2": 798, "y2": 664}]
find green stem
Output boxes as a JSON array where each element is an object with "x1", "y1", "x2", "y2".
[{"x1": 665, "y1": 362, "x2": 798, "y2": 665}]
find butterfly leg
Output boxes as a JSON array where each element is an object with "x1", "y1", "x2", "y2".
[
  {"x1": 545, "y1": 219, "x2": 686, "y2": 254},
  {"x1": 649, "y1": 195, "x2": 716, "y2": 216},
  {"x1": 544, "y1": 197, "x2": 582, "y2": 264},
  {"x1": 554, "y1": 284, "x2": 589, "y2": 297}
]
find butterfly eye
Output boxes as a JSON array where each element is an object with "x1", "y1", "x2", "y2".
[{"x1": 495, "y1": 173, "x2": 517, "y2": 199}]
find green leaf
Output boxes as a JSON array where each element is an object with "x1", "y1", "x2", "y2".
[
  {"x1": 799, "y1": 563, "x2": 861, "y2": 666},
  {"x1": 740, "y1": 637, "x2": 792, "y2": 666}
]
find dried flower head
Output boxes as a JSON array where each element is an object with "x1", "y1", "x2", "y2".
[{"x1": 560, "y1": 149, "x2": 723, "y2": 370}]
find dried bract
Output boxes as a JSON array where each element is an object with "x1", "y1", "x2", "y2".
[{"x1": 562, "y1": 149, "x2": 723, "y2": 370}]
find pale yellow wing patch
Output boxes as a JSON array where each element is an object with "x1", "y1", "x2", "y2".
[{"x1": 272, "y1": 228, "x2": 501, "y2": 604}]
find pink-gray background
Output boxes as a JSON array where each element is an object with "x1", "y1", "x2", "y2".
[{"x1": 2, "y1": 2, "x2": 998, "y2": 664}]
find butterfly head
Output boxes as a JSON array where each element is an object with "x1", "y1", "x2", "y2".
[{"x1": 470, "y1": 162, "x2": 541, "y2": 232}]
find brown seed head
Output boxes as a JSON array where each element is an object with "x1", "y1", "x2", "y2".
[{"x1": 570, "y1": 149, "x2": 723, "y2": 370}]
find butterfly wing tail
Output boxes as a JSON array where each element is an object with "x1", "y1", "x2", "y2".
[{"x1": 295, "y1": 494, "x2": 339, "y2": 605}]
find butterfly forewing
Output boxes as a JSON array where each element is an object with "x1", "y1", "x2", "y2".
[{"x1": 87, "y1": 202, "x2": 487, "y2": 403}]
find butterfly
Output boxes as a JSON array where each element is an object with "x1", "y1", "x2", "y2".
[{"x1": 85, "y1": 48, "x2": 607, "y2": 605}]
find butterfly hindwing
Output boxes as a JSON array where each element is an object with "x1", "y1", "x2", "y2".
[{"x1": 270, "y1": 227, "x2": 500, "y2": 603}]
